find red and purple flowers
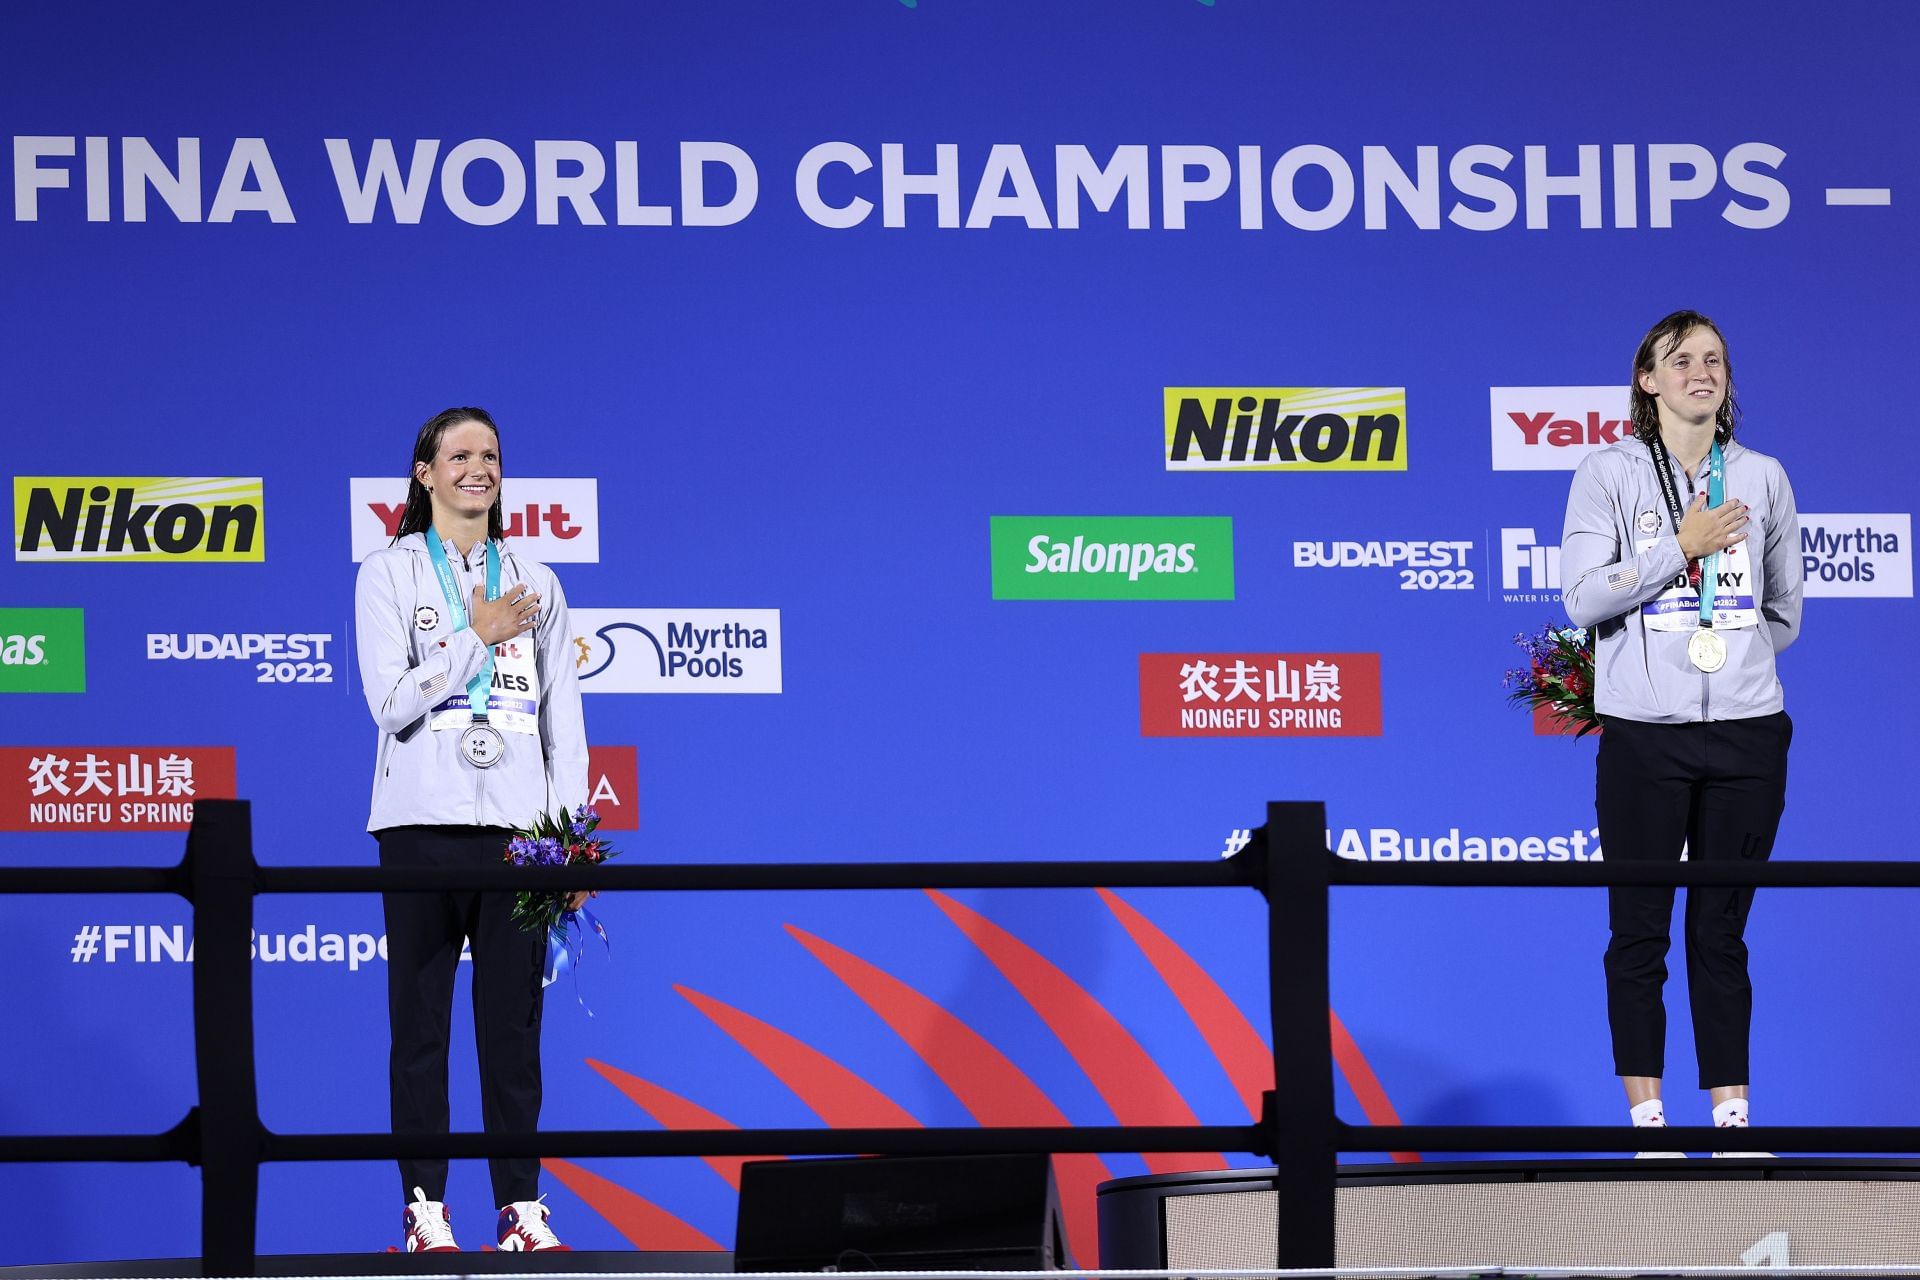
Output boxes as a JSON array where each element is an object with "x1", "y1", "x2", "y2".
[
  {"x1": 1504, "y1": 623, "x2": 1600, "y2": 737},
  {"x1": 504, "y1": 803, "x2": 619, "y2": 935}
]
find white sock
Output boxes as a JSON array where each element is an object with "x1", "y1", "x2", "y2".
[
  {"x1": 1713, "y1": 1097, "x2": 1750, "y2": 1128},
  {"x1": 1630, "y1": 1099, "x2": 1667, "y2": 1127}
]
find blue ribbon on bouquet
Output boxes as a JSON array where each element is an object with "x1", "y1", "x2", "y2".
[{"x1": 543, "y1": 904, "x2": 610, "y2": 1015}]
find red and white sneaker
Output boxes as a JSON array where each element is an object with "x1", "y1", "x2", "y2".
[
  {"x1": 403, "y1": 1186, "x2": 460, "y2": 1253},
  {"x1": 497, "y1": 1197, "x2": 570, "y2": 1252}
]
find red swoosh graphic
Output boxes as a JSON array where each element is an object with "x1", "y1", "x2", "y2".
[
  {"x1": 674, "y1": 984, "x2": 921, "y2": 1128},
  {"x1": 1327, "y1": 1009, "x2": 1415, "y2": 1159},
  {"x1": 1095, "y1": 889, "x2": 1272, "y2": 1118},
  {"x1": 542, "y1": 1156, "x2": 722, "y2": 1250},
  {"x1": 925, "y1": 891, "x2": 1224, "y2": 1174},
  {"x1": 584, "y1": 1057, "x2": 780, "y2": 1189},
  {"x1": 786, "y1": 923, "x2": 1110, "y2": 1266},
  {"x1": 1096, "y1": 889, "x2": 1417, "y2": 1163}
]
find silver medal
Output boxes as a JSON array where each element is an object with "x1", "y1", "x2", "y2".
[
  {"x1": 460, "y1": 722, "x2": 506, "y2": 768},
  {"x1": 1687, "y1": 627, "x2": 1727, "y2": 673}
]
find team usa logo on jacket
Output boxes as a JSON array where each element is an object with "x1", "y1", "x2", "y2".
[
  {"x1": 570, "y1": 609, "x2": 782, "y2": 693},
  {"x1": 1139, "y1": 653, "x2": 1382, "y2": 737}
]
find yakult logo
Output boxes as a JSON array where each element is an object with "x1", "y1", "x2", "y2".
[
  {"x1": 1490, "y1": 387, "x2": 1631, "y2": 470},
  {"x1": 570, "y1": 609, "x2": 782, "y2": 693},
  {"x1": 348, "y1": 478, "x2": 600, "y2": 562}
]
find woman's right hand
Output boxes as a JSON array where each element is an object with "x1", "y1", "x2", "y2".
[
  {"x1": 469, "y1": 583, "x2": 541, "y2": 645},
  {"x1": 1677, "y1": 492, "x2": 1749, "y2": 560}
]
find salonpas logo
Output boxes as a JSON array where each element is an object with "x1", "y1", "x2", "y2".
[
  {"x1": 1163, "y1": 387, "x2": 1406, "y2": 471},
  {"x1": 14, "y1": 477, "x2": 265, "y2": 562},
  {"x1": 0, "y1": 608, "x2": 85, "y2": 693},
  {"x1": 990, "y1": 516, "x2": 1234, "y2": 600}
]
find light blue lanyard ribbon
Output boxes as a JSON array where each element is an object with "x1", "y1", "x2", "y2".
[
  {"x1": 425, "y1": 527, "x2": 500, "y2": 719},
  {"x1": 1696, "y1": 441, "x2": 1725, "y2": 627}
]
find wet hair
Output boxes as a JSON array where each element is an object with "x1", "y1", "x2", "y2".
[
  {"x1": 1629, "y1": 310, "x2": 1739, "y2": 446},
  {"x1": 392, "y1": 407, "x2": 505, "y2": 543}
]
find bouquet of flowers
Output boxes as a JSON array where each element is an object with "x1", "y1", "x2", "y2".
[
  {"x1": 504, "y1": 803, "x2": 617, "y2": 936},
  {"x1": 1504, "y1": 623, "x2": 1601, "y2": 737}
]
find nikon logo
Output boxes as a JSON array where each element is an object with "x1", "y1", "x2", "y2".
[
  {"x1": 14, "y1": 478, "x2": 266, "y2": 562},
  {"x1": 1163, "y1": 387, "x2": 1407, "y2": 471}
]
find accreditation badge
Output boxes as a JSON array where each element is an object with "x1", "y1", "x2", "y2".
[
  {"x1": 1635, "y1": 537, "x2": 1760, "y2": 634},
  {"x1": 429, "y1": 637, "x2": 542, "y2": 735}
]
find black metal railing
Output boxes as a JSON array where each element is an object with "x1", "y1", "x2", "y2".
[{"x1": 6, "y1": 799, "x2": 1920, "y2": 1274}]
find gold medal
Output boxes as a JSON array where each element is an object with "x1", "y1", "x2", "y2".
[{"x1": 1687, "y1": 627, "x2": 1726, "y2": 673}]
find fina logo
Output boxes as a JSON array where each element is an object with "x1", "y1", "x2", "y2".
[
  {"x1": 1500, "y1": 527, "x2": 1562, "y2": 602},
  {"x1": 569, "y1": 608, "x2": 782, "y2": 694}
]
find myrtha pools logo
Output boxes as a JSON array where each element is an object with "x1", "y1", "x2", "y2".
[{"x1": 569, "y1": 609, "x2": 782, "y2": 693}]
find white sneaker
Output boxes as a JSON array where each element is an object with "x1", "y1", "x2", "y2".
[
  {"x1": 497, "y1": 1196, "x2": 570, "y2": 1251},
  {"x1": 1632, "y1": 1111, "x2": 1683, "y2": 1158},
  {"x1": 402, "y1": 1186, "x2": 459, "y2": 1253},
  {"x1": 1712, "y1": 1106, "x2": 1772, "y2": 1157}
]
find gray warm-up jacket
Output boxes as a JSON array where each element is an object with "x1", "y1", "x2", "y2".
[
  {"x1": 1561, "y1": 436, "x2": 1802, "y2": 724},
  {"x1": 355, "y1": 532, "x2": 588, "y2": 831}
]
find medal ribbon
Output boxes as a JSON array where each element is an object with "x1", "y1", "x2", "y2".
[
  {"x1": 425, "y1": 526, "x2": 501, "y2": 720},
  {"x1": 1648, "y1": 436, "x2": 1726, "y2": 629}
]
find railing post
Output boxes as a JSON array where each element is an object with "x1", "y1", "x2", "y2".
[
  {"x1": 187, "y1": 800, "x2": 261, "y2": 1275},
  {"x1": 1262, "y1": 800, "x2": 1336, "y2": 1269}
]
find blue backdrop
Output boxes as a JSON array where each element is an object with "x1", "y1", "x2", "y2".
[{"x1": 3, "y1": 0, "x2": 1917, "y2": 1263}]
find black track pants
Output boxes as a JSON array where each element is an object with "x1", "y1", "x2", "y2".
[
  {"x1": 1597, "y1": 712, "x2": 1791, "y2": 1088},
  {"x1": 378, "y1": 825, "x2": 547, "y2": 1206}
]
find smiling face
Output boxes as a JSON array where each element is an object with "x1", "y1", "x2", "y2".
[
  {"x1": 1637, "y1": 325, "x2": 1728, "y2": 432},
  {"x1": 414, "y1": 417, "x2": 501, "y2": 531}
]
